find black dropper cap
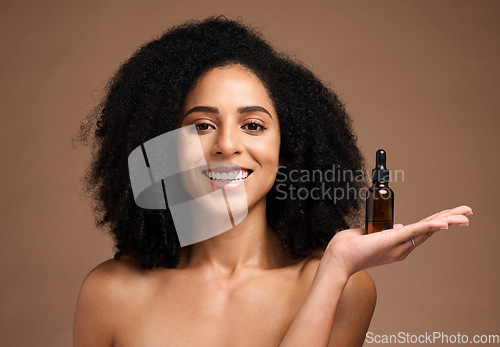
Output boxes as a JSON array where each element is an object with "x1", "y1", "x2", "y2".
[{"x1": 372, "y1": 149, "x2": 390, "y2": 182}]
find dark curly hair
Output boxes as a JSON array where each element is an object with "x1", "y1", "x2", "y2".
[{"x1": 75, "y1": 16, "x2": 367, "y2": 269}]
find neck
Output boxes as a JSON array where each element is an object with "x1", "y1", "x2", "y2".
[{"x1": 178, "y1": 198, "x2": 291, "y2": 275}]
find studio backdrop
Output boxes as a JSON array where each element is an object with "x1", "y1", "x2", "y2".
[{"x1": 0, "y1": 0, "x2": 498, "y2": 346}]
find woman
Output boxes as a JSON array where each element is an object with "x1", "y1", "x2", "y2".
[{"x1": 73, "y1": 16, "x2": 471, "y2": 346}]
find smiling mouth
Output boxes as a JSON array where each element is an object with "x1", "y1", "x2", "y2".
[{"x1": 202, "y1": 168, "x2": 253, "y2": 182}]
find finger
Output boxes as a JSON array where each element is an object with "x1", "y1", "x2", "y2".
[
  {"x1": 422, "y1": 205, "x2": 473, "y2": 221},
  {"x1": 398, "y1": 230, "x2": 436, "y2": 255},
  {"x1": 412, "y1": 230, "x2": 436, "y2": 247},
  {"x1": 393, "y1": 236, "x2": 418, "y2": 260},
  {"x1": 421, "y1": 205, "x2": 473, "y2": 222},
  {"x1": 454, "y1": 205, "x2": 473, "y2": 215},
  {"x1": 433, "y1": 214, "x2": 469, "y2": 227},
  {"x1": 394, "y1": 224, "x2": 404, "y2": 229},
  {"x1": 397, "y1": 213, "x2": 468, "y2": 254},
  {"x1": 388, "y1": 219, "x2": 448, "y2": 245},
  {"x1": 421, "y1": 209, "x2": 452, "y2": 222}
]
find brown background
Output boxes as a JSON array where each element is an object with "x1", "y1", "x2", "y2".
[{"x1": 1, "y1": 0, "x2": 498, "y2": 346}]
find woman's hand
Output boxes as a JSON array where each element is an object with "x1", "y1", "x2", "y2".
[
  {"x1": 324, "y1": 205, "x2": 472, "y2": 277},
  {"x1": 281, "y1": 205, "x2": 471, "y2": 347}
]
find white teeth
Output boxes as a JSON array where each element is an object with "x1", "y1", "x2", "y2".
[{"x1": 205, "y1": 169, "x2": 251, "y2": 182}]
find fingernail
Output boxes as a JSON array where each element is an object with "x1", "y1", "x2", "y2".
[
  {"x1": 465, "y1": 211, "x2": 473, "y2": 216},
  {"x1": 439, "y1": 226, "x2": 449, "y2": 230},
  {"x1": 458, "y1": 223, "x2": 469, "y2": 226}
]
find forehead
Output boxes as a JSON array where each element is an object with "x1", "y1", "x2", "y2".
[{"x1": 184, "y1": 64, "x2": 274, "y2": 108}]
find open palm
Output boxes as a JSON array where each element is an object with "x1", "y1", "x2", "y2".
[{"x1": 325, "y1": 205, "x2": 472, "y2": 276}]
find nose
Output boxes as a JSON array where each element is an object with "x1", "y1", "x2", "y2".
[{"x1": 211, "y1": 125, "x2": 242, "y2": 157}]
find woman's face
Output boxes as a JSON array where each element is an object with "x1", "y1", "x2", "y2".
[{"x1": 179, "y1": 64, "x2": 281, "y2": 214}]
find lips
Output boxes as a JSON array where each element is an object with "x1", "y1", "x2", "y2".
[{"x1": 202, "y1": 168, "x2": 253, "y2": 182}]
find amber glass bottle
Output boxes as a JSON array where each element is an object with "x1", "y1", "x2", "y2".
[{"x1": 365, "y1": 149, "x2": 394, "y2": 234}]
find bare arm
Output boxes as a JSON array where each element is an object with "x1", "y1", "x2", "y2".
[
  {"x1": 328, "y1": 270, "x2": 377, "y2": 346},
  {"x1": 280, "y1": 205, "x2": 472, "y2": 346}
]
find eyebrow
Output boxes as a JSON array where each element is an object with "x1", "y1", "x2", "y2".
[{"x1": 183, "y1": 105, "x2": 273, "y2": 119}]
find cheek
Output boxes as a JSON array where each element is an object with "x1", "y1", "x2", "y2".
[
  {"x1": 268, "y1": 134, "x2": 281, "y2": 165},
  {"x1": 197, "y1": 135, "x2": 216, "y2": 162},
  {"x1": 253, "y1": 136, "x2": 280, "y2": 168}
]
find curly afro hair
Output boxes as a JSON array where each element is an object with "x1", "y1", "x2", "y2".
[{"x1": 76, "y1": 15, "x2": 367, "y2": 269}]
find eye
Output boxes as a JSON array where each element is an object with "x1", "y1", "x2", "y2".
[
  {"x1": 242, "y1": 121, "x2": 267, "y2": 133},
  {"x1": 194, "y1": 122, "x2": 215, "y2": 133}
]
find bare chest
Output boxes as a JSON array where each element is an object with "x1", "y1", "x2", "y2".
[{"x1": 113, "y1": 270, "x2": 311, "y2": 347}]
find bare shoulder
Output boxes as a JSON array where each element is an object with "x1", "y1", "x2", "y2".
[
  {"x1": 330, "y1": 270, "x2": 377, "y2": 346},
  {"x1": 73, "y1": 255, "x2": 148, "y2": 346},
  {"x1": 341, "y1": 270, "x2": 377, "y2": 304},
  {"x1": 86, "y1": 254, "x2": 147, "y2": 285},
  {"x1": 77, "y1": 255, "x2": 149, "y2": 306}
]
